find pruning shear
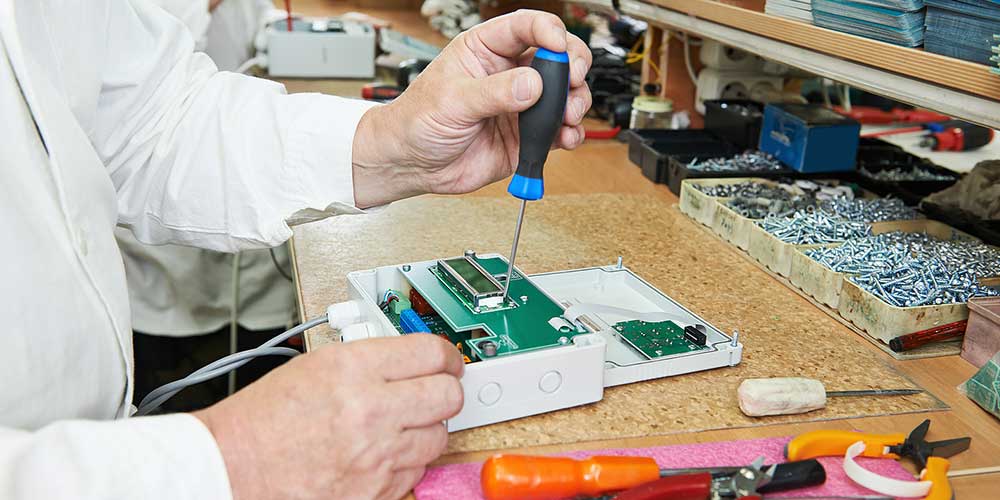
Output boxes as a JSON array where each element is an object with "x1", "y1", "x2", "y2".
[{"x1": 785, "y1": 420, "x2": 970, "y2": 500}]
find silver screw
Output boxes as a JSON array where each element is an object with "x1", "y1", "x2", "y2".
[{"x1": 401, "y1": 264, "x2": 411, "y2": 272}]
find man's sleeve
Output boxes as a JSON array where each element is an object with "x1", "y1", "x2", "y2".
[
  {"x1": 0, "y1": 414, "x2": 232, "y2": 500},
  {"x1": 149, "y1": 0, "x2": 212, "y2": 50},
  {"x1": 91, "y1": 0, "x2": 378, "y2": 252}
]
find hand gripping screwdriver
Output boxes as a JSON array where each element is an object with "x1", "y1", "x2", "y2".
[{"x1": 502, "y1": 48, "x2": 570, "y2": 303}]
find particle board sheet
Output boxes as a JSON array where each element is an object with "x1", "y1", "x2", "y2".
[{"x1": 292, "y1": 194, "x2": 945, "y2": 454}]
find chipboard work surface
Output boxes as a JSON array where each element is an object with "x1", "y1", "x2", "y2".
[{"x1": 400, "y1": 256, "x2": 575, "y2": 359}]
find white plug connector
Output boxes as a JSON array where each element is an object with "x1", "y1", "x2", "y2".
[{"x1": 326, "y1": 300, "x2": 363, "y2": 330}]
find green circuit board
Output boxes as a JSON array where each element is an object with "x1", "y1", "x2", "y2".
[
  {"x1": 615, "y1": 319, "x2": 707, "y2": 359},
  {"x1": 397, "y1": 256, "x2": 580, "y2": 360},
  {"x1": 386, "y1": 310, "x2": 475, "y2": 360}
]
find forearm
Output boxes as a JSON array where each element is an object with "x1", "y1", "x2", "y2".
[{"x1": 350, "y1": 105, "x2": 430, "y2": 209}]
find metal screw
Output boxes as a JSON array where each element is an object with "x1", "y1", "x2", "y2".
[
  {"x1": 479, "y1": 341, "x2": 498, "y2": 357},
  {"x1": 520, "y1": 295, "x2": 528, "y2": 303},
  {"x1": 687, "y1": 151, "x2": 784, "y2": 173},
  {"x1": 401, "y1": 264, "x2": 411, "y2": 272},
  {"x1": 558, "y1": 336, "x2": 570, "y2": 345}
]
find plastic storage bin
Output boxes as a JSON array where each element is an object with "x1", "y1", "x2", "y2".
[
  {"x1": 758, "y1": 103, "x2": 861, "y2": 173},
  {"x1": 704, "y1": 99, "x2": 764, "y2": 150},
  {"x1": 962, "y1": 297, "x2": 1000, "y2": 369}
]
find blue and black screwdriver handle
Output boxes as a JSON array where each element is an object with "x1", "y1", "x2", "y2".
[{"x1": 501, "y1": 48, "x2": 570, "y2": 303}]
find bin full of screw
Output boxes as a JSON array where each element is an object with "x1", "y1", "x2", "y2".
[
  {"x1": 826, "y1": 234, "x2": 1000, "y2": 307},
  {"x1": 687, "y1": 151, "x2": 786, "y2": 173}
]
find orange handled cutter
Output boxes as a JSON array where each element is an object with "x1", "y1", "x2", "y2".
[{"x1": 786, "y1": 419, "x2": 969, "y2": 500}]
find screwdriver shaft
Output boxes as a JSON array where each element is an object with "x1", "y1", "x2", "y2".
[
  {"x1": 827, "y1": 389, "x2": 923, "y2": 397},
  {"x1": 502, "y1": 200, "x2": 527, "y2": 303}
]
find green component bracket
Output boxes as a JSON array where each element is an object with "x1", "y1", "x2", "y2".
[
  {"x1": 400, "y1": 256, "x2": 575, "y2": 359},
  {"x1": 615, "y1": 319, "x2": 707, "y2": 359}
]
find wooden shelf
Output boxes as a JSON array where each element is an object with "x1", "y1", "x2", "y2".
[{"x1": 583, "y1": 0, "x2": 1000, "y2": 129}]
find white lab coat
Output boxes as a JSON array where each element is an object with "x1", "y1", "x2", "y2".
[
  {"x1": 0, "y1": 0, "x2": 375, "y2": 498},
  {"x1": 117, "y1": 0, "x2": 295, "y2": 336}
]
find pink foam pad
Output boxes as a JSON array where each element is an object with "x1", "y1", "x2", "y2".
[{"x1": 415, "y1": 436, "x2": 916, "y2": 499}]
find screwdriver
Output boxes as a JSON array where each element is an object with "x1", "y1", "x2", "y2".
[
  {"x1": 480, "y1": 454, "x2": 826, "y2": 500},
  {"x1": 502, "y1": 48, "x2": 570, "y2": 304},
  {"x1": 738, "y1": 378, "x2": 923, "y2": 417}
]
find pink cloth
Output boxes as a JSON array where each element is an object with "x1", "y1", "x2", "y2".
[{"x1": 415, "y1": 436, "x2": 915, "y2": 499}]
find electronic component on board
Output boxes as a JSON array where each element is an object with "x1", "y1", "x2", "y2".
[{"x1": 435, "y1": 256, "x2": 507, "y2": 311}]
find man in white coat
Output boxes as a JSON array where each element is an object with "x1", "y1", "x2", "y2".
[
  {"x1": 0, "y1": 1, "x2": 592, "y2": 499},
  {"x1": 122, "y1": 0, "x2": 298, "y2": 410}
]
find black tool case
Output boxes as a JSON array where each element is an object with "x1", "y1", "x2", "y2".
[{"x1": 704, "y1": 99, "x2": 764, "y2": 150}]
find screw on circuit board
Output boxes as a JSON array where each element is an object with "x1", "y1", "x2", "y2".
[
  {"x1": 479, "y1": 341, "x2": 497, "y2": 357},
  {"x1": 558, "y1": 336, "x2": 570, "y2": 345},
  {"x1": 520, "y1": 295, "x2": 528, "y2": 303},
  {"x1": 402, "y1": 264, "x2": 411, "y2": 272},
  {"x1": 464, "y1": 249, "x2": 476, "y2": 258}
]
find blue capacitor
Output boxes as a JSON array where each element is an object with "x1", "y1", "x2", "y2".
[{"x1": 399, "y1": 309, "x2": 431, "y2": 334}]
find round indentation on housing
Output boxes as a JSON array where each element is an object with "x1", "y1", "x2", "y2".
[
  {"x1": 478, "y1": 382, "x2": 502, "y2": 406},
  {"x1": 539, "y1": 371, "x2": 562, "y2": 394}
]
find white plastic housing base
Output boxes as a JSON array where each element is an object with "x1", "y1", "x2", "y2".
[
  {"x1": 343, "y1": 256, "x2": 742, "y2": 431},
  {"x1": 264, "y1": 19, "x2": 375, "y2": 78}
]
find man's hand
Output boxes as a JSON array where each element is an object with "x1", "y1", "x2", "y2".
[
  {"x1": 351, "y1": 10, "x2": 593, "y2": 208},
  {"x1": 194, "y1": 334, "x2": 465, "y2": 500}
]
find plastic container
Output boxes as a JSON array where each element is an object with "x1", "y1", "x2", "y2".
[
  {"x1": 678, "y1": 177, "x2": 772, "y2": 227},
  {"x1": 630, "y1": 96, "x2": 674, "y2": 129},
  {"x1": 962, "y1": 297, "x2": 1000, "y2": 369},
  {"x1": 758, "y1": 103, "x2": 861, "y2": 173},
  {"x1": 788, "y1": 219, "x2": 978, "y2": 309},
  {"x1": 665, "y1": 153, "x2": 797, "y2": 195},
  {"x1": 920, "y1": 202, "x2": 1000, "y2": 248},
  {"x1": 854, "y1": 138, "x2": 960, "y2": 205},
  {"x1": 624, "y1": 129, "x2": 681, "y2": 168},
  {"x1": 637, "y1": 130, "x2": 740, "y2": 187},
  {"x1": 704, "y1": 99, "x2": 764, "y2": 150}
]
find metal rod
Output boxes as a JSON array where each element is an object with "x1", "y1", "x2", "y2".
[
  {"x1": 502, "y1": 200, "x2": 527, "y2": 304},
  {"x1": 827, "y1": 389, "x2": 923, "y2": 397}
]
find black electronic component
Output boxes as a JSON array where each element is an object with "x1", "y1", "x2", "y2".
[{"x1": 684, "y1": 325, "x2": 708, "y2": 347}]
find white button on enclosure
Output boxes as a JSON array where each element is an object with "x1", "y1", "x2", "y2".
[
  {"x1": 478, "y1": 382, "x2": 502, "y2": 406},
  {"x1": 539, "y1": 371, "x2": 562, "y2": 393}
]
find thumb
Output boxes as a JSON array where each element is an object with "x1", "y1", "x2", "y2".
[{"x1": 460, "y1": 67, "x2": 542, "y2": 120}]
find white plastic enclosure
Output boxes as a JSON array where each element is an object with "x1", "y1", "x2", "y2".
[
  {"x1": 264, "y1": 19, "x2": 376, "y2": 78},
  {"x1": 342, "y1": 255, "x2": 742, "y2": 431}
]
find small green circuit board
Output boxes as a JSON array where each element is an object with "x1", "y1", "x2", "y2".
[
  {"x1": 615, "y1": 320, "x2": 706, "y2": 359},
  {"x1": 399, "y1": 256, "x2": 577, "y2": 360}
]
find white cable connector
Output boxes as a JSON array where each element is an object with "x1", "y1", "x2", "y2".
[
  {"x1": 340, "y1": 323, "x2": 373, "y2": 343},
  {"x1": 327, "y1": 300, "x2": 363, "y2": 330}
]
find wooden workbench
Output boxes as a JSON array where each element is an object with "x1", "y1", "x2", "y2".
[
  {"x1": 291, "y1": 140, "x2": 1000, "y2": 498},
  {"x1": 278, "y1": 3, "x2": 1000, "y2": 497}
]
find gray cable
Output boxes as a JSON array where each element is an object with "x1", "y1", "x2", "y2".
[
  {"x1": 137, "y1": 347, "x2": 299, "y2": 415},
  {"x1": 136, "y1": 315, "x2": 328, "y2": 415}
]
